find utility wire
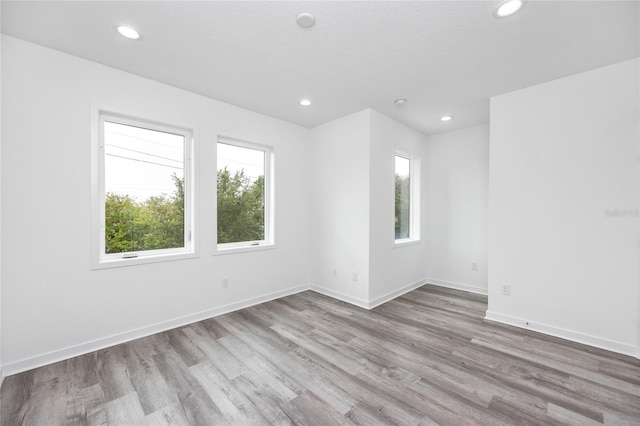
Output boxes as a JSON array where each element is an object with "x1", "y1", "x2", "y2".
[
  {"x1": 106, "y1": 153, "x2": 184, "y2": 170},
  {"x1": 106, "y1": 144, "x2": 183, "y2": 164},
  {"x1": 105, "y1": 128, "x2": 183, "y2": 150}
]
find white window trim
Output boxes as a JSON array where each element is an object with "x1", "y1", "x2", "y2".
[
  {"x1": 394, "y1": 148, "x2": 421, "y2": 247},
  {"x1": 91, "y1": 108, "x2": 197, "y2": 269},
  {"x1": 214, "y1": 135, "x2": 275, "y2": 255}
]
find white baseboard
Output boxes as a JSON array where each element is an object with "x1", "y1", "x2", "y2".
[
  {"x1": 308, "y1": 285, "x2": 370, "y2": 310},
  {"x1": 6, "y1": 278, "x2": 634, "y2": 377},
  {"x1": 2, "y1": 284, "x2": 310, "y2": 377},
  {"x1": 4, "y1": 281, "x2": 426, "y2": 376},
  {"x1": 368, "y1": 279, "x2": 427, "y2": 309},
  {"x1": 485, "y1": 310, "x2": 638, "y2": 358},
  {"x1": 426, "y1": 277, "x2": 488, "y2": 295},
  {"x1": 310, "y1": 279, "x2": 427, "y2": 310}
]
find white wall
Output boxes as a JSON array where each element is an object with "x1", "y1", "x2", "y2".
[
  {"x1": 1, "y1": 36, "x2": 311, "y2": 374},
  {"x1": 368, "y1": 110, "x2": 429, "y2": 304},
  {"x1": 424, "y1": 125, "x2": 489, "y2": 294},
  {"x1": 309, "y1": 109, "x2": 431, "y2": 308},
  {"x1": 0, "y1": 9, "x2": 3, "y2": 385},
  {"x1": 488, "y1": 58, "x2": 640, "y2": 356},
  {"x1": 309, "y1": 110, "x2": 371, "y2": 306}
]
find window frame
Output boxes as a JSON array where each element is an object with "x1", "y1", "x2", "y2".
[
  {"x1": 215, "y1": 135, "x2": 275, "y2": 255},
  {"x1": 91, "y1": 109, "x2": 197, "y2": 269},
  {"x1": 394, "y1": 149, "x2": 421, "y2": 247}
]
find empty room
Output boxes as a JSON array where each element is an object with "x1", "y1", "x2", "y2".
[{"x1": 1, "y1": 0, "x2": 639, "y2": 424}]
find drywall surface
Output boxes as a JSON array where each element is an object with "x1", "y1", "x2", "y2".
[
  {"x1": 368, "y1": 110, "x2": 429, "y2": 304},
  {"x1": 0, "y1": 16, "x2": 3, "y2": 384},
  {"x1": 1, "y1": 36, "x2": 311, "y2": 373},
  {"x1": 488, "y1": 58, "x2": 640, "y2": 355},
  {"x1": 309, "y1": 110, "x2": 371, "y2": 306},
  {"x1": 424, "y1": 125, "x2": 489, "y2": 294}
]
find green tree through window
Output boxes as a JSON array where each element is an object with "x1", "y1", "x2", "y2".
[
  {"x1": 395, "y1": 154, "x2": 411, "y2": 240},
  {"x1": 105, "y1": 173, "x2": 185, "y2": 253},
  {"x1": 216, "y1": 139, "x2": 271, "y2": 248},
  {"x1": 217, "y1": 168, "x2": 265, "y2": 244},
  {"x1": 395, "y1": 173, "x2": 411, "y2": 239}
]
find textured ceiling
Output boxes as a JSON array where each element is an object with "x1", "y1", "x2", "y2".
[{"x1": 2, "y1": 1, "x2": 639, "y2": 134}]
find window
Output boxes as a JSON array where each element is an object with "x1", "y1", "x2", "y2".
[
  {"x1": 395, "y1": 150, "x2": 420, "y2": 244},
  {"x1": 92, "y1": 112, "x2": 194, "y2": 268},
  {"x1": 216, "y1": 137, "x2": 273, "y2": 252}
]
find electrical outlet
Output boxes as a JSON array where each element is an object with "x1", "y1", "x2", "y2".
[
  {"x1": 501, "y1": 284, "x2": 510, "y2": 296},
  {"x1": 221, "y1": 278, "x2": 229, "y2": 289},
  {"x1": 471, "y1": 262, "x2": 478, "y2": 271},
  {"x1": 352, "y1": 271, "x2": 359, "y2": 281}
]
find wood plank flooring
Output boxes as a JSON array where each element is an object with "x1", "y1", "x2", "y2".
[{"x1": 2, "y1": 285, "x2": 640, "y2": 425}]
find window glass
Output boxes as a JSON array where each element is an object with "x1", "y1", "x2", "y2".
[
  {"x1": 395, "y1": 154, "x2": 411, "y2": 240},
  {"x1": 104, "y1": 121, "x2": 186, "y2": 254},
  {"x1": 217, "y1": 140, "x2": 272, "y2": 249}
]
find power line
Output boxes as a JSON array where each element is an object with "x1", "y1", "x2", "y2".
[
  {"x1": 218, "y1": 156, "x2": 264, "y2": 169},
  {"x1": 106, "y1": 144, "x2": 183, "y2": 164},
  {"x1": 105, "y1": 128, "x2": 183, "y2": 150},
  {"x1": 106, "y1": 153, "x2": 184, "y2": 170}
]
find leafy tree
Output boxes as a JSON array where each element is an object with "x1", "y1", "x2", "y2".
[
  {"x1": 217, "y1": 167, "x2": 264, "y2": 244},
  {"x1": 395, "y1": 173, "x2": 410, "y2": 239},
  {"x1": 141, "y1": 174, "x2": 185, "y2": 250},
  {"x1": 105, "y1": 193, "x2": 139, "y2": 253},
  {"x1": 105, "y1": 168, "x2": 265, "y2": 253},
  {"x1": 105, "y1": 173, "x2": 185, "y2": 253}
]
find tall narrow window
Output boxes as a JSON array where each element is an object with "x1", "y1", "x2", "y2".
[
  {"x1": 93, "y1": 112, "x2": 194, "y2": 268},
  {"x1": 395, "y1": 150, "x2": 420, "y2": 244},
  {"x1": 217, "y1": 137, "x2": 273, "y2": 251}
]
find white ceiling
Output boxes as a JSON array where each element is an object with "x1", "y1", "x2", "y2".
[{"x1": 2, "y1": 1, "x2": 639, "y2": 135}]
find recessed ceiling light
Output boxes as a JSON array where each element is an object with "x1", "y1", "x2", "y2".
[
  {"x1": 296, "y1": 12, "x2": 316, "y2": 28},
  {"x1": 394, "y1": 99, "x2": 407, "y2": 107},
  {"x1": 299, "y1": 99, "x2": 312, "y2": 106},
  {"x1": 441, "y1": 115, "x2": 453, "y2": 122},
  {"x1": 494, "y1": 0, "x2": 526, "y2": 18},
  {"x1": 116, "y1": 25, "x2": 141, "y2": 40}
]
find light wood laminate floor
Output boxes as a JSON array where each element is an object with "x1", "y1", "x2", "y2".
[{"x1": 2, "y1": 285, "x2": 640, "y2": 425}]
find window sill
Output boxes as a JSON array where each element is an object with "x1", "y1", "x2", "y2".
[
  {"x1": 393, "y1": 238, "x2": 421, "y2": 248},
  {"x1": 214, "y1": 243, "x2": 277, "y2": 256},
  {"x1": 92, "y1": 251, "x2": 198, "y2": 270}
]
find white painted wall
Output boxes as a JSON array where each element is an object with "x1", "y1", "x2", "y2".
[
  {"x1": 308, "y1": 110, "x2": 371, "y2": 306},
  {"x1": 0, "y1": 10, "x2": 3, "y2": 385},
  {"x1": 1, "y1": 36, "x2": 311, "y2": 374},
  {"x1": 368, "y1": 110, "x2": 429, "y2": 304},
  {"x1": 488, "y1": 58, "x2": 640, "y2": 356},
  {"x1": 424, "y1": 125, "x2": 489, "y2": 294},
  {"x1": 309, "y1": 109, "x2": 431, "y2": 308}
]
